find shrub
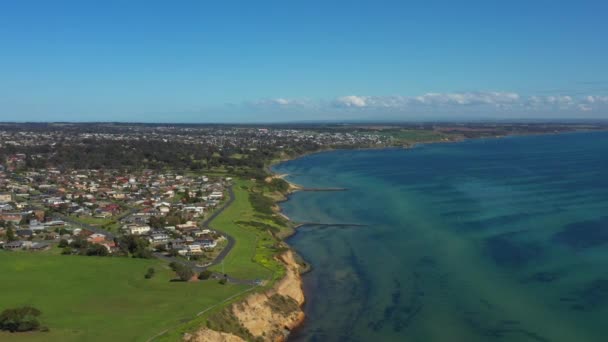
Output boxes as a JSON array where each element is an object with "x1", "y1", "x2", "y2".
[
  {"x1": 169, "y1": 262, "x2": 194, "y2": 281},
  {"x1": 0, "y1": 306, "x2": 47, "y2": 333},
  {"x1": 144, "y1": 267, "x2": 155, "y2": 279},
  {"x1": 198, "y1": 270, "x2": 213, "y2": 280}
]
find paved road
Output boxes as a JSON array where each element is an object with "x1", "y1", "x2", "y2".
[
  {"x1": 53, "y1": 213, "x2": 116, "y2": 240},
  {"x1": 54, "y1": 207, "x2": 139, "y2": 240},
  {"x1": 200, "y1": 185, "x2": 236, "y2": 268},
  {"x1": 154, "y1": 185, "x2": 259, "y2": 285}
]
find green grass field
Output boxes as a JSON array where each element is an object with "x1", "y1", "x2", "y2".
[
  {"x1": 69, "y1": 215, "x2": 112, "y2": 225},
  {"x1": 157, "y1": 180, "x2": 289, "y2": 341},
  {"x1": 0, "y1": 178, "x2": 288, "y2": 341},
  {"x1": 207, "y1": 180, "x2": 285, "y2": 281},
  {"x1": 0, "y1": 252, "x2": 247, "y2": 342}
]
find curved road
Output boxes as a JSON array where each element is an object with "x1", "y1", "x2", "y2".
[{"x1": 154, "y1": 185, "x2": 259, "y2": 285}]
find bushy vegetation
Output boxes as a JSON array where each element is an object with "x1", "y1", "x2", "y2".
[
  {"x1": 206, "y1": 307, "x2": 258, "y2": 342},
  {"x1": 60, "y1": 238, "x2": 109, "y2": 257},
  {"x1": 266, "y1": 294, "x2": 299, "y2": 316},
  {"x1": 0, "y1": 306, "x2": 47, "y2": 333},
  {"x1": 198, "y1": 270, "x2": 213, "y2": 280},
  {"x1": 248, "y1": 193, "x2": 275, "y2": 215},
  {"x1": 169, "y1": 262, "x2": 194, "y2": 281},
  {"x1": 144, "y1": 267, "x2": 155, "y2": 279},
  {"x1": 266, "y1": 178, "x2": 289, "y2": 193},
  {"x1": 118, "y1": 235, "x2": 153, "y2": 259},
  {"x1": 235, "y1": 220, "x2": 280, "y2": 234}
]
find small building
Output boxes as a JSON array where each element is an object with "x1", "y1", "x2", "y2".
[
  {"x1": 87, "y1": 233, "x2": 106, "y2": 244},
  {"x1": 124, "y1": 224, "x2": 151, "y2": 235},
  {"x1": 3, "y1": 241, "x2": 25, "y2": 250},
  {"x1": 16, "y1": 229, "x2": 34, "y2": 238},
  {"x1": 187, "y1": 244, "x2": 202, "y2": 254},
  {"x1": 200, "y1": 239, "x2": 217, "y2": 249},
  {"x1": 0, "y1": 192, "x2": 13, "y2": 203},
  {"x1": 148, "y1": 232, "x2": 170, "y2": 245},
  {"x1": 31, "y1": 242, "x2": 51, "y2": 251}
]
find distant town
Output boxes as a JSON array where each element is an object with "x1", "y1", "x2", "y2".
[{"x1": 1, "y1": 122, "x2": 605, "y2": 259}]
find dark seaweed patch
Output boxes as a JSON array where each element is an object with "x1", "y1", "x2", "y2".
[
  {"x1": 553, "y1": 216, "x2": 608, "y2": 250},
  {"x1": 463, "y1": 314, "x2": 550, "y2": 342},
  {"x1": 466, "y1": 212, "x2": 537, "y2": 229},
  {"x1": 522, "y1": 271, "x2": 562, "y2": 284},
  {"x1": 367, "y1": 256, "x2": 441, "y2": 334},
  {"x1": 416, "y1": 256, "x2": 437, "y2": 268},
  {"x1": 485, "y1": 234, "x2": 542, "y2": 268},
  {"x1": 566, "y1": 278, "x2": 608, "y2": 311}
]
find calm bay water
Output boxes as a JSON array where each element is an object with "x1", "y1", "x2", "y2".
[{"x1": 274, "y1": 131, "x2": 608, "y2": 342}]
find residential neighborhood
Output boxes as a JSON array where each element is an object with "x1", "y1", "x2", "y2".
[{"x1": 0, "y1": 166, "x2": 231, "y2": 265}]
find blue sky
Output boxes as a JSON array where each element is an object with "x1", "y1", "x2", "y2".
[{"x1": 1, "y1": 0, "x2": 607, "y2": 122}]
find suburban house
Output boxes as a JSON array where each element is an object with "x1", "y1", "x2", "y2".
[
  {"x1": 3, "y1": 241, "x2": 25, "y2": 250},
  {"x1": 0, "y1": 192, "x2": 13, "y2": 203},
  {"x1": 176, "y1": 221, "x2": 198, "y2": 231},
  {"x1": 87, "y1": 233, "x2": 107, "y2": 244},
  {"x1": 3, "y1": 240, "x2": 33, "y2": 250},
  {"x1": 124, "y1": 224, "x2": 151, "y2": 235},
  {"x1": 0, "y1": 213, "x2": 22, "y2": 224},
  {"x1": 148, "y1": 231, "x2": 170, "y2": 245},
  {"x1": 186, "y1": 243, "x2": 202, "y2": 255},
  {"x1": 199, "y1": 239, "x2": 217, "y2": 249},
  {"x1": 208, "y1": 191, "x2": 223, "y2": 200}
]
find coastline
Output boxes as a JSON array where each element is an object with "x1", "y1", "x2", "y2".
[
  {"x1": 262, "y1": 128, "x2": 608, "y2": 340},
  {"x1": 187, "y1": 128, "x2": 608, "y2": 342}
]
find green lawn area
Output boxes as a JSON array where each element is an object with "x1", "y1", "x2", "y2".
[
  {"x1": 207, "y1": 180, "x2": 284, "y2": 281},
  {"x1": 0, "y1": 251, "x2": 247, "y2": 342},
  {"x1": 68, "y1": 215, "x2": 112, "y2": 226},
  {"x1": 0, "y1": 178, "x2": 289, "y2": 342}
]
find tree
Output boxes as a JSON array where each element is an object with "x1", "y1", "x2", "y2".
[
  {"x1": 169, "y1": 262, "x2": 194, "y2": 281},
  {"x1": 144, "y1": 267, "x2": 155, "y2": 279},
  {"x1": 0, "y1": 306, "x2": 45, "y2": 333},
  {"x1": 6, "y1": 225, "x2": 16, "y2": 242},
  {"x1": 198, "y1": 270, "x2": 213, "y2": 280},
  {"x1": 85, "y1": 244, "x2": 109, "y2": 256},
  {"x1": 119, "y1": 235, "x2": 152, "y2": 259},
  {"x1": 57, "y1": 239, "x2": 69, "y2": 248}
]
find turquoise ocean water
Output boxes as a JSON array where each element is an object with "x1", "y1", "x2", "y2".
[{"x1": 273, "y1": 131, "x2": 608, "y2": 342}]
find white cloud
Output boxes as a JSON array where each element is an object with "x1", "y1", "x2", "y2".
[
  {"x1": 334, "y1": 92, "x2": 521, "y2": 109},
  {"x1": 413, "y1": 92, "x2": 520, "y2": 106},
  {"x1": 335, "y1": 95, "x2": 368, "y2": 107},
  {"x1": 250, "y1": 98, "x2": 309, "y2": 107},
  {"x1": 578, "y1": 104, "x2": 593, "y2": 111},
  {"x1": 251, "y1": 91, "x2": 608, "y2": 116}
]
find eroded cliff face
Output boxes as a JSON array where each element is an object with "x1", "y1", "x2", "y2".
[
  {"x1": 185, "y1": 251, "x2": 305, "y2": 342},
  {"x1": 184, "y1": 329, "x2": 245, "y2": 342}
]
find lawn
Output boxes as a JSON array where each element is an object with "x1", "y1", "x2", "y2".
[
  {"x1": 68, "y1": 215, "x2": 113, "y2": 226},
  {"x1": 0, "y1": 251, "x2": 248, "y2": 342},
  {"x1": 0, "y1": 178, "x2": 288, "y2": 342},
  {"x1": 207, "y1": 180, "x2": 284, "y2": 281}
]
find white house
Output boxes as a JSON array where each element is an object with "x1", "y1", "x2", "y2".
[
  {"x1": 187, "y1": 244, "x2": 202, "y2": 254},
  {"x1": 125, "y1": 224, "x2": 151, "y2": 235}
]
